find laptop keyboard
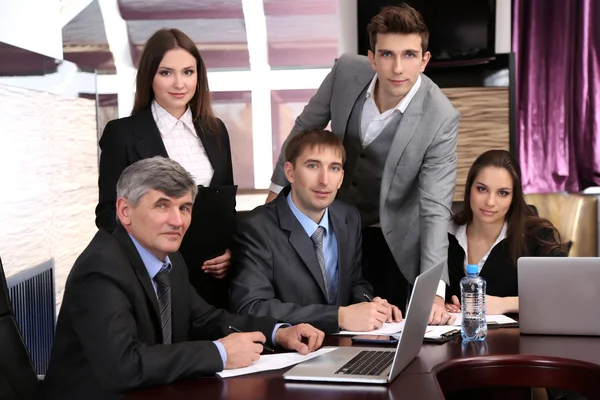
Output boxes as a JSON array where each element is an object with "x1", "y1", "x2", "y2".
[{"x1": 335, "y1": 350, "x2": 394, "y2": 376}]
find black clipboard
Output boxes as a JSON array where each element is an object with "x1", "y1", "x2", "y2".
[{"x1": 423, "y1": 329, "x2": 461, "y2": 344}]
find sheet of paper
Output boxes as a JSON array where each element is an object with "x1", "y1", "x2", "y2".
[
  {"x1": 335, "y1": 321, "x2": 406, "y2": 336},
  {"x1": 216, "y1": 347, "x2": 338, "y2": 378},
  {"x1": 449, "y1": 313, "x2": 517, "y2": 326}
]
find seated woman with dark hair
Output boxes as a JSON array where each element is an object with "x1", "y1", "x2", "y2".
[{"x1": 445, "y1": 149, "x2": 567, "y2": 314}]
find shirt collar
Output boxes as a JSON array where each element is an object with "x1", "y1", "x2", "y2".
[
  {"x1": 151, "y1": 100, "x2": 196, "y2": 136},
  {"x1": 449, "y1": 221, "x2": 508, "y2": 253},
  {"x1": 286, "y1": 193, "x2": 330, "y2": 237},
  {"x1": 128, "y1": 233, "x2": 172, "y2": 280},
  {"x1": 366, "y1": 74, "x2": 422, "y2": 114}
]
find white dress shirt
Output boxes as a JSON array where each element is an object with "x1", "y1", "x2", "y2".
[
  {"x1": 439, "y1": 221, "x2": 509, "y2": 299},
  {"x1": 360, "y1": 74, "x2": 421, "y2": 147},
  {"x1": 151, "y1": 100, "x2": 214, "y2": 187}
]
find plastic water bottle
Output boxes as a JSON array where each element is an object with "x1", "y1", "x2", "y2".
[{"x1": 460, "y1": 264, "x2": 487, "y2": 341}]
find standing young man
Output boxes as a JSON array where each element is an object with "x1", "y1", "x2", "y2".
[{"x1": 267, "y1": 4, "x2": 459, "y2": 324}]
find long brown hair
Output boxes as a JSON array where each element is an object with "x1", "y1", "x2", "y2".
[
  {"x1": 132, "y1": 28, "x2": 220, "y2": 136},
  {"x1": 453, "y1": 150, "x2": 566, "y2": 265}
]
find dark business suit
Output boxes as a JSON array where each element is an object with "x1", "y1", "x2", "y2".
[
  {"x1": 95, "y1": 107, "x2": 235, "y2": 308},
  {"x1": 229, "y1": 188, "x2": 374, "y2": 334},
  {"x1": 42, "y1": 225, "x2": 278, "y2": 400}
]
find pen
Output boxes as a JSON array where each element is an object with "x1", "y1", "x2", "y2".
[
  {"x1": 228, "y1": 326, "x2": 275, "y2": 352},
  {"x1": 363, "y1": 293, "x2": 373, "y2": 302}
]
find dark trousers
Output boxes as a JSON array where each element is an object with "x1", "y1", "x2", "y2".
[{"x1": 361, "y1": 227, "x2": 409, "y2": 315}]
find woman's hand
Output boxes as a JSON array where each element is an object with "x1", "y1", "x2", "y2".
[
  {"x1": 202, "y1": 249, "x2": 231, "y2": 279},
  {"x1": 486, "y1": 295, "x2": 519, "y2": 314},
  {"x1": 446, "y1": 295, "x2": 518, "y2": 315}
]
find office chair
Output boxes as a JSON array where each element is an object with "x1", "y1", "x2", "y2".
[{"x1": 434, "y1": 355, "x2": 600, "y2": 400}]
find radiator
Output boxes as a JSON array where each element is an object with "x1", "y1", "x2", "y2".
[{"x1": 6, "y1": 259, "x2": 56, "y2": 375}]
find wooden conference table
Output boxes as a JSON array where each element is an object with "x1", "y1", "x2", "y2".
[{"x1": 127, "y1": 328, "x2": 600, "y2": 400}]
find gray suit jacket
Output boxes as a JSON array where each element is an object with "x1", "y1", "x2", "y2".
[
  {"x1": 271, "y1": 53, "x2": 459, "y2": 285},
  {"x1": 229, "y1": 189, "x2": 374, "y2": 334}
]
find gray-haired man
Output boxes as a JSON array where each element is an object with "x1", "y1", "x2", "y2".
[{"x1": 43, "y1": 156, "x2": 324, "y2": 400}]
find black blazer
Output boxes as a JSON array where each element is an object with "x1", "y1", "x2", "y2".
[
  {"x1": 445, "y1": 228, "x2": 568, "y2": 301},
  {"x1": 95, "y1": 107, "x2": 235, "y2": 308},
  {"x1": 42, "y1": 225, "x2": 278, "y2": 400},
  {"x1": 95, "y1": 107, "x2": 233, "y2": 232},
  {"x1": 229, "y1": 188, "x2": 374, "y2": 334}
]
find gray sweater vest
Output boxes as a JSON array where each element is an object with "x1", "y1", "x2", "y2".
[{"x1": 337, "y1": 87, "x2": 403, "y2": 227}]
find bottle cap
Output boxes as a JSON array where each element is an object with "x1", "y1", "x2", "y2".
[{"x1": 466, "y1": 264, "x2": 479, "y2": 274}]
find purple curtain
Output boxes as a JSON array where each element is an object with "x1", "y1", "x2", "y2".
[{"x1": 513, "y1": 0, "x2": 600, "y2": 192}]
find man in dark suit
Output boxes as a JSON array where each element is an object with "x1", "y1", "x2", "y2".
[
  {"x1": 229, "y1": 129, "x2": 401, "y2": 334},
  {"x1": 42, "y1": 157, "x2": 324, "y2": 400}
]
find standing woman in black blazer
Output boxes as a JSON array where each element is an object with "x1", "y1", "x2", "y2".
[
  {"x1": 95, "y1": 28, "x2": 234, "y2": 307},
  {"x1": 444, "y1": 150, "x2": 567, "y2": 315}
]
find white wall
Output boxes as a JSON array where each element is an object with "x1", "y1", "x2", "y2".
[
  {"x1": 495, "y1": 0, "x2": 512, "y2": 54},
  {"x1": 0, "y1": 0, "x2": 63, "y2": 59},
  {"x1": 337, "y1": 0, "x2": 357, "y2": 55},
  {"x1": 0, "y1": 84, "x2": 98, "y2": 310}
]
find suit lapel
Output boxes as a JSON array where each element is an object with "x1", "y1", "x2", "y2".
[
  {"x1": 328, "y1": 202, "x2": 347, "y2": 306},
  {"x1": 276, "y1": 192, "x2": 329, "y2": 300},
  {"x1": 380, "y1": 76, "x2": 428, "y2": 204},
  {"x1": 132, "y1": 108, "x2": 169, "y2": 159},
  {"x1": 333, "y1": 69, "x2": 373, "y2": 138},
  {"x1": 194, "y1": 120, "x2": 221, "y2": 186},
  {"x1": 113, "y1": 226, "x2": 162, "y2": 329}
]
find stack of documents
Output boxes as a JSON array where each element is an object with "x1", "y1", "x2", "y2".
[
  {"x1": 335, "y1": 314, "x2": 518, "y2": 339},
  {"x1": 449, "y1": 313, "x2": 517, "y2": 326}
]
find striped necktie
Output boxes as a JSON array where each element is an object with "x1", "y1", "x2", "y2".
[
  {"x1": 311, "y1": 226, "x2": 335, "y2": 304},
  {"x1": 154, "y1": 264, "x2": 172, "y2": 345}
]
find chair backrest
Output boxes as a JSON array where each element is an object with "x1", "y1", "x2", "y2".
[
  {"x1": 434, "y1": 354, "x2": 600, "y2": 399},
  {"x1": 525, "y1": 193, "x2": 598, "y2": 256},
  {"x1": 0, "y1": 258, "x2": 40, "y2": 400}
]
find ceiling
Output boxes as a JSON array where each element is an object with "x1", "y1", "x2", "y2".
[{"x1": 62, "y1": 0, "x2": 339, "y2": 73}]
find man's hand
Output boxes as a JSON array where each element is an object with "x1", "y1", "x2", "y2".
[
  {"x1": 429, "y1": 296, "x2": 456, "y2": 325},
  {"x1": 338, "y1": 302, "x2": 390, "y2": 331},
  {"x1": 371, "y1": 297, "x2": 403, "y2": 322},
  {"x1": 218, "y1": 332, "x2": 266, "y2": 369},
  {"x1": 275, "y1": 324, "x2": 325, "y2": 355},
  {"x1": 446, "y1": 295, "x2": 461, "y2": 313},
  {"x1": 265, "y1": 191, "x2": 278, "y2": 203},
  {"x1": 202, "y1": 249, "x2": 231, "y2": 279}
]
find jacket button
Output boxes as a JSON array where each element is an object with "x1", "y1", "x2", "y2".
[{"x1": 351, "y1": 181, "x2": 357, "y2": 187}]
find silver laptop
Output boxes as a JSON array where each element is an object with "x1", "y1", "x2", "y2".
[
  {"x1": 518, "y1": 257, "x2": 600, "y2": 336},
  {"x1": 283, "y1": 261, "x2": 443, "y2": 384}
]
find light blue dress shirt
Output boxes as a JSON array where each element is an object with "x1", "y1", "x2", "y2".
[
  {"x1": 128, "y1": 234, "x2": 285, "y2": 369},
  {"x1": 286, "y1": 194, "x2": 339, "y2": 300}
]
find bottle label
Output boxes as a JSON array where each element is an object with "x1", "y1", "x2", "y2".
[{"x1": 463, "y1": 292, "x2": 484, "y2": 317}]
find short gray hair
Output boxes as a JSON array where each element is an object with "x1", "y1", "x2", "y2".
[{"x1": 116, "y1": 156, "x2": 197, "y2": 207}]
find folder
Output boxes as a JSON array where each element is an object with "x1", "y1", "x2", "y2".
[
  {"x1": 179, "y1": 184, "x2": 238, "y2": 262},
  {"x1": 177, "y1": 185, "x2": 237, "y2": 307},
  {"x1": 423, "y1": 326, "x2": 462, "y2": 343}
]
